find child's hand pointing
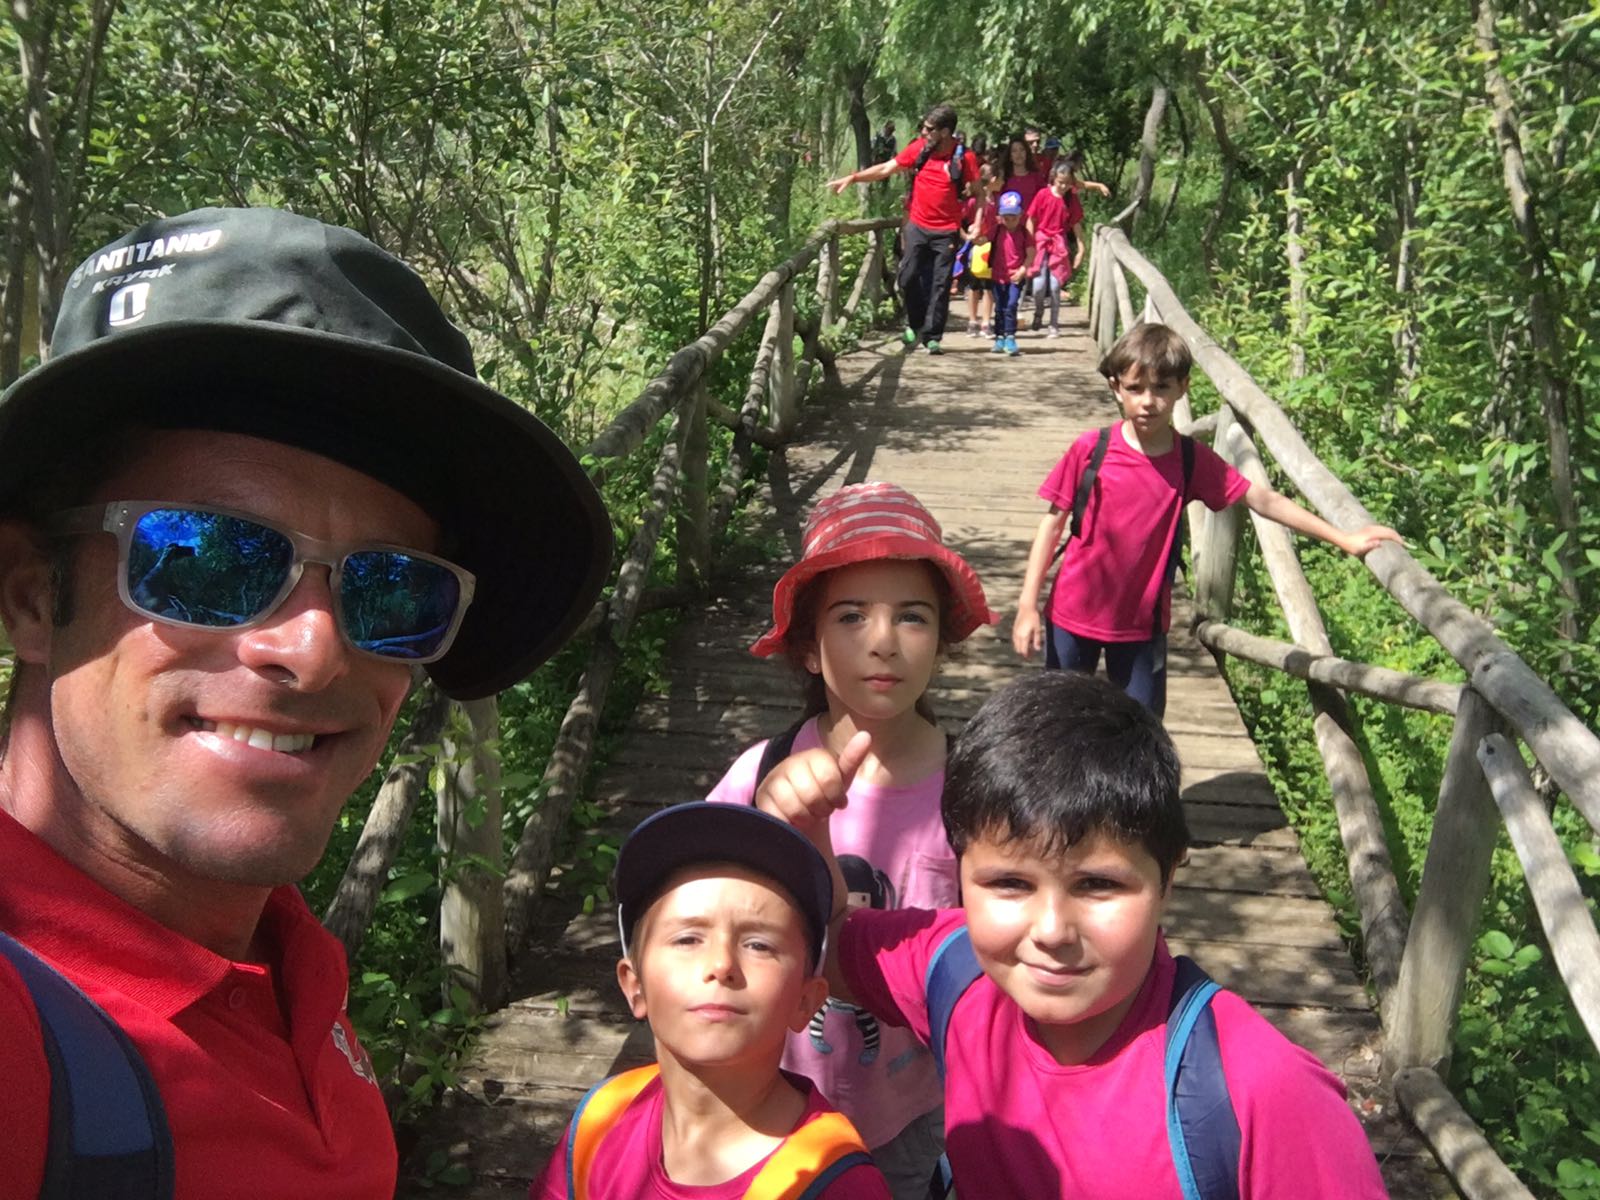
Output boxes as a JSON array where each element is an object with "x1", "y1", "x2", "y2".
[{"x1": 754, "y1": 729, "x2": 871, "y2": 852}]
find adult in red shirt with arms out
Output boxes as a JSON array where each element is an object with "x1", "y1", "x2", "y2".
[{"x1": 830, "y1": 103, "x2": 979, "y2": 355}]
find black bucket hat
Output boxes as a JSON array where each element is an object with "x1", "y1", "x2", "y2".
[{"x1": 0, "y1": 206, "x2": 613, "y2": 700}]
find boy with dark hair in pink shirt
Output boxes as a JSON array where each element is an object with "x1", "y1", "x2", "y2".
[
  {"x1": 1011, "y1": 322, "x2": 1403, "y2": 715},
  {"x1": 754, "y1": 671, "x2": 1392, "y2": 1199}
]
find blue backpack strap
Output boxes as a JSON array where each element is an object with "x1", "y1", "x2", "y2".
[
  {"x1": 790, "y1": 1150, "x2": 876, "y2": 1199},
  {"x1": 1164, "y1": 956, "x2": 1241, "y2": 1200},
  {"x1": 922, "y1": 926, "x2": 982, "y2": 1081},
  {"x1": 0, "y1": 930, "x2": 173, "y2": 1200}
]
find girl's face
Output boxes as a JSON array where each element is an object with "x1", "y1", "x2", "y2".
[
  {"x1": 805, "y1": 559, "x2": 942, "y2": 724},
  {"x1": 1009, "y1": 140, "x2": 1028, "y2": 169}
]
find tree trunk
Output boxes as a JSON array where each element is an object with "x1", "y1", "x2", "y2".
[
  {"x1": 1195, "y1": 70, "x2": 1238, "y2": 279},
  {"x1": 1475, "y1": 0, "x2": 1581, "y2": 654},
  {"x1": 1, "y1": 175, "x2": 30, "y2": 386},
  {"x1": 845, "y1": 64, "x2": 872, "y2": 172},
  {"x1": 1124, "y1": 82, "x2": 1169, "y2": 236},
  {"x1": 1151, "y1": 91, "x2": 1187, "y2": 241},
  {"x1": 1285, "y1": 156, "x2": 1309, "y2": 380},
  {"x1": 530, "y1": 0, "x2": 563, "y2": 330}
]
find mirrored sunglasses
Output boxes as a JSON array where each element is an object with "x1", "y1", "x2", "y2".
[{"x1": 48, "y1": 501, "x2": 476, "y2": 664}]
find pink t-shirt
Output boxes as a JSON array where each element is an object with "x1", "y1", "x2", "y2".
[
  {"x1": 708, "y1": 717, "x2": 955, "y2": 1148},
  {"x1": 1041, "y1": 426, "x2": 1250, "y2": 640},
  {"x1": 990, "y1": 225, "x2": 1033, "y2": 285},
  {"x1": 960, "y1": 197, "x2": 997, "y2": 242},
  {"x1": 840, "y1": 908, "x2": 1390, "y2": 1200},
  {"x1": 531, "y1": 1071, "x2": 890, "y2": 1199},
  {"x1": 1026, "y1": 186, "x2": 1084, "y2": 271},
  {"x1": 1001, "y1": 167, "x2": 1046, "y2": 211}
]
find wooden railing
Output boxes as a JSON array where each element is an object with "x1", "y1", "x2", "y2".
[
  {"x1": 319, "y1": 215, "x2": 900, "y2": 1011},
  {"x1": 1087, "y1": 224, "x2": 1600, "y2": 1200}
]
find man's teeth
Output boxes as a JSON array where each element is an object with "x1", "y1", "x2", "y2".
[{"x1": 199, "y1": 720, "x2": 317, "y2": 753}]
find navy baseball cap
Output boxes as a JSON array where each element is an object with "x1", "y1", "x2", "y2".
[
  {"x1": 0, "y1": 207, "x2": 613, "y2": 700},
  {"x1": 614, "y1": 803, "x2": 835, "y2": 971}
]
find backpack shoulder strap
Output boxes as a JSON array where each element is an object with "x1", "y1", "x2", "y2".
[
  {"x1": 753, "y1": 718, "x2": 810, "y2": 797},
  {"x1": 923, "y1": 926, "x2": 983, "y2": 1080},
  {"x1": 745, "y1": 1109, "x2": 872, "y2": 1200},
  {"x1": 913, "y1": 140, "x2": 934, "y2": 174},
  {"x1": 1164, "y1": 956, "x2": 1241, "y2": 1200},
  {"x1": 948, "y1": 145, "x2": 966, "y2": 193},
  {"x1": 1152, "y1": 434, "x2": 1199, "y2": 635},
  {"x1": 1053, "y1": 425, "x2": 1113, "y2": 563},
  {"x1": 566, "y1": 1064, "x2": 660, "y2": 1200},
  {"x1": 0, "y1": 929, "x2": 174, "y2": 1200}
]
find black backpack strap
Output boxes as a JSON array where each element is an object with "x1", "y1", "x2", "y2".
[
  {"x1": 1164, "y1": 956, "x2": 1241, "y2": 1200},
  {"x1": 1152, "y1": 434, "x2": 1197, "y2": 636},
  {"x1": 753, "y1": 717, "x2": 810, "y2": 796},
  {"x1": 0, "y1": 930, "x2": 174, "y2": 1200},
  {"x1": 792, "y1": 1151, "x2": 878, "y2": 1200},
  {"x1": 1052, "y1": 425, "x2": 1113, "y2": 564}
]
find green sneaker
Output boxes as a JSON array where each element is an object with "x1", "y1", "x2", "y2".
[
  {"x1": 902, "y1": 327, "x2": 918, "y2": 347},
  {"x1": 924, "y1": 339, "x2": 943, "y2": 355}
]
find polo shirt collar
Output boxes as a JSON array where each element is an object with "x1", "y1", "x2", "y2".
[{"x1": 0, "y1": 808, "x2": 322, "y2": 1019}]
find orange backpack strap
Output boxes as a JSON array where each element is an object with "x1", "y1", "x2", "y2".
[
  {"x1": 744, "y1": 1109, "x2": 874, "y2": 1200},
  {"x1": 566, "y1": 1064, "x2": 660, "y2": 1200}
]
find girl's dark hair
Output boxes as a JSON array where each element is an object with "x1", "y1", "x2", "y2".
[
  {"x1": 1003, "y1": 135, "x2": 1036, "y2": 180},
  {"x1": 942, "y1": 672, "x2": 1188, "y2": 885},
  {"x1": 780, "y1": 560, "x2": 957, "y2": 722}
]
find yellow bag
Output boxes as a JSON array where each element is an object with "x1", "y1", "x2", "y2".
[{"x1": 971, "y1": 240, "x2": 993, "y2": 280}]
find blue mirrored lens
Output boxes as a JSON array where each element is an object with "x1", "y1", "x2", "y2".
[
  {"x1": 128, "y1": 509, "x2": 293, "y2": 626},
  {"x1": 340, "y1": 551, "x2": 460, "y2": 660}
]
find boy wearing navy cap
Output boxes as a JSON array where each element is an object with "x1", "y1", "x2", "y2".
[{"x1": 532, "y1": 803, "x2": 890, "y2": 1199}]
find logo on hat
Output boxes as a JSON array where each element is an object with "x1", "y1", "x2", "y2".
[
  {"x1": 107, "y1": 283, "x2": 151, "y2": 328},
  {"x1": 998, "y1": 191, "x2": 1024, "y2": 216}
]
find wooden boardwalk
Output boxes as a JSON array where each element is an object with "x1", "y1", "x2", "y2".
[{"x1": 404, "y1": 310, "x2": 1453, "y2": 1198}]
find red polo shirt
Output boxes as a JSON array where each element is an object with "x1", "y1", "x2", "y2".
[
  {"x1": 0, "y1": 810, "x2": 396, "y2": 1199},
  {"x1": 896, "y1": 137, "x2": 980, "y2": 232}
]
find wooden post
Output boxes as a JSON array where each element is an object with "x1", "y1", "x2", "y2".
[
  {"x1": 863, "y1": 229, "x2": 885, "y2": 311},
  {"x1": 1085, "y1": 231, "x2": 1101, "y2": 334},
  {"x1": 769, "y1": 282, "x2": 798, "y2": 437},
  {"x1": 676, "y1": 383, "x2": 711, "y2": 589},
  {"x1": 1095, "y1": 240, "x2": 1119, "y2": 353},
  {"x1": 1393, "y1": 1069, "x2": 1537, "y2": 1200},
  {"x1": 1112, "y1": 261, "x2": 1136, "y2": 333},
  {"x1": 817, "y1": 234, "x2": 839, "y2": 329},
  {"x1": 1386, "y1": 688, "x2": 1503, "y2": 1078},
  {"x1": 438, "y1": 696, "x2": 507, "y2": 1013},
  {"x1": 1191, "y1": 405, "x2": 1243, "y2": 622}
]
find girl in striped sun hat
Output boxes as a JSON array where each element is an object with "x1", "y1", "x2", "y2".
[{"x1": 707, "y1": 480, "x2": 998, "y2": 1200}]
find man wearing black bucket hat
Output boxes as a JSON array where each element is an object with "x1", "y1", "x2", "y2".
[{"x1": 0, "y1": 207, "x2": 612, "y2": 1199}]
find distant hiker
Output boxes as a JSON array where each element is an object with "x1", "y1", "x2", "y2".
[
  {"x1": 872, "y1": 120, "x2": 898, "y2": 164},
  {"x1": 830, "y1": 103, "x2": 980, "y2": 355}
]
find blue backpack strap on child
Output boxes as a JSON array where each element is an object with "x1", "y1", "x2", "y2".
[
  {"x1": 920, "y1": 928, "x2": 1239, "y2": 1200},
  {"x1": 0, "y1": 930, "x2": 174, "y2": 1200}
]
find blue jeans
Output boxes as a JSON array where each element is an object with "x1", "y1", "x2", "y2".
[
  {"x1": 1045, "y1": 620, "x2": 1169, "y2": 717},
  {"x1": 995, "y1": 280, "x2": 1024, "y2": 337}
]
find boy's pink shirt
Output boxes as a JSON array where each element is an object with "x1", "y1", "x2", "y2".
[
  {"x1": 707, "y1": 717, "x2": 955, "y2": 1147},
  {"x1": 991, "y1": 225, "x2": 1033, "y2": 284},
  {"x1": 530, "y1": 1072, "x2": 890, "y2": 1199},
  {"x1": 839, "y1": 907, "x2": 1390, "y2": 1200},
  {"x1": 1042, "y1": 426, "x2": 1250, "y2": 640}
]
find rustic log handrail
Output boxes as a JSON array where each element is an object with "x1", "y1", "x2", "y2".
[{"x1": 1091, "y1": 222, "x2": 1600, "y2": 1199}]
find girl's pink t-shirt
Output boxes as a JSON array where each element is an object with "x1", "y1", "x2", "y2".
[
  {"x1": 1026, "y1": 186, "x2": 1085, "y2": 271},
  {"x1": 1001, "y1": 167, "x2": 1046, "y2": 211},
  {"x1": 840, "y1": 908, "x2": 1391, "y2": 1200},
  {"x1": 1042, "y1": 426, "x2": 1249, "y2": 640},
  {"x1": 707, "y1": 716, "x2": 956, "y2": 1148},
  {"x1": 961, "y1": 197, "x2": 997, "y2": 241},
  {"x1": 531, "y1": 1072, "x2": 890, "y2": 1199},
  {"x1": 991, "y1": 225, "x2": 1033, "y2": 284}
]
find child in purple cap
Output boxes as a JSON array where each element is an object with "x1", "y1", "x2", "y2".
[{"x1": 990, "y1": 192, "x2": 1034, "y2": 357}]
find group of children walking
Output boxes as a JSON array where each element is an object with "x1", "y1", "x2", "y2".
[{"x1": 532, "y1": 319, "x2": 1405, "y2": 1199}]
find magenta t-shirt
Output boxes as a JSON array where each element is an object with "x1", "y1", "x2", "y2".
[
  {"x1": 990, "y1": 225, "x2": 1033, "y2": 285},
  {"x1": 840, "y1": 908, "x2": 1390, "y2": 1199},
  {"x1": 1026, "y1": 186, "x2": 1084, "y2": 269},
  {"x1": 1041, "y1": 425, "x2": 1250, "y2": 641},
  {"x1": 707, "y1": 717, "x2": 955, "y2": 1148},
  {"x1": 1001, "y1": 167, "x2": 1046, "y2": 211},
  {"x1": 531, "y1": 1072, "x2": 890, "y2": 1199}
]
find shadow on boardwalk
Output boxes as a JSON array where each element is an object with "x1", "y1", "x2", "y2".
[{"x1": 401, "y1": 312, "x2": 1455, "y2": 1199}]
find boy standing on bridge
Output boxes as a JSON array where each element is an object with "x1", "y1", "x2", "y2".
[
  {"x1": 531, "y1": 803, "x2": 891, "y2": 1200},
  {"x1": 754, "y1": 671, "x2": 1391, "y2": 1198},
  {"x1": 829, "y1": 103, "x2": 979, "y2": 356},
  {"x1": 1011, "y1": 322, "x2": 1403, "y2": 716}
]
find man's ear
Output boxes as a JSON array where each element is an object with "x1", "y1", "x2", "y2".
[
  {"x1": 788, "y1": 973, "x2": 830, "y2": 1034},
  {"x1": 616, "y1": 956, "x2": 648, "y2": 1021},
  {"x1": 0, "y1": 520, "x2": 59, "y2": 666}
]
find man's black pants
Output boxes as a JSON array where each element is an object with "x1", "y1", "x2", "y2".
[{"x1": 898, "y1": 221, "x2": 959, "y2": 343}]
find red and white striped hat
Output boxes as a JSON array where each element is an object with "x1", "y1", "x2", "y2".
[{"x1": 750, "y1": 481, "x2": 999, "y2": 657}]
